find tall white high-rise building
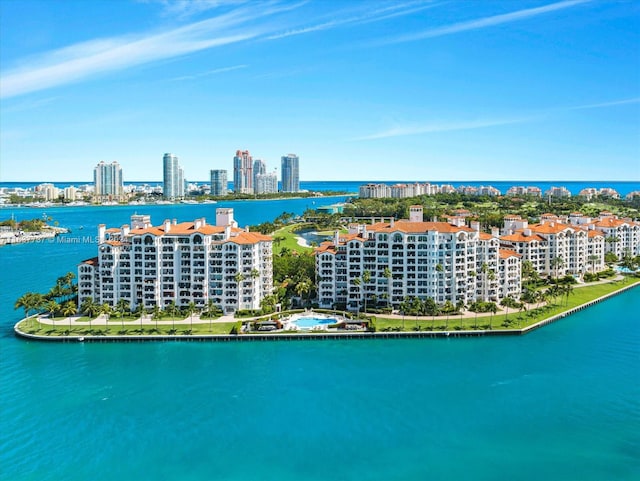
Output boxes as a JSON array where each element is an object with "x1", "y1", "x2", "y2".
[
  {"x1": 255, "y1": 171, "x2": 278, "y2": 194},
  {"x1": 253, "y1": 159, "x2": 266, "y2": 189},
  {"x1": 281, "y1": 154, "x2": 299, "y2": 192},
  {"x1": 210, "y1": 170, "x2": 228, "y2": 196},
  {"x1": 94, "y1": 161, "x2": 124, "y2": 202},
  {"x1": 233, "y1": 150, "x2": 253, "y2": 194},
  {"x1": 163, "y1": 153, "x2": 184, "y2": 199}
]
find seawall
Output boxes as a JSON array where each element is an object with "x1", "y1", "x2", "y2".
[{"x1": 14, "y1": 281, "x2": 639, "y2": 343}]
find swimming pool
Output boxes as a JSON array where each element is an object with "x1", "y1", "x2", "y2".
[{"x1": 290, "y1": 315, "x2": 340, "y2": 329}]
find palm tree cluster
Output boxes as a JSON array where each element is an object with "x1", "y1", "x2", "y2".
[{"x1": 14, "y1": 272, "x2": 78, "y2": 327}]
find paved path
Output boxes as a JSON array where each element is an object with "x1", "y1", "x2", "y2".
[{"x1": 37, "y1": 313, "x2": 237, "y2": 326}]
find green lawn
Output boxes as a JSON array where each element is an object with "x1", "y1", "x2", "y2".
[
  {"x1": 272, "y1": 224, "x2": 313, "y2": 255},
  {"x1": 17, "y1": 319, "x2": 238, "y2": 337},
  {"x1": 373, "y1": 277, "x2": 639, "y2": 332}
]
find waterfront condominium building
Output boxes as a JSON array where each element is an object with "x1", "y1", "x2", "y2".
[
  {"x1": 255, "y1": 171, "x2": 278, "y2": 194},
  {"x1": 281, "y1": 154, "x2": 299, "y2": 192},
  {"x1": 253, "y1": 159, "x2": 266, "y2": 189},
  {"x1": 94, "y1": 161, "x2": 124, "y2": 202},
  {"x1": 78, "y1": 209, "x2": 273, "y2": 314},
  {"x1": 163, "y1": 153, "x2": 185, "y2": 199},
  {"x1": 500, "y1": 213, "x2": 606, "y2": 276},
  {"x1": 315, "y1": 205, "x2": 520, "y2": 311},
  {"x1": 233, "y1": 150, "x2": 253, "y2": 194},
  {"x1": 210, "y1": 169, "x2": 228, "y2": 196}
]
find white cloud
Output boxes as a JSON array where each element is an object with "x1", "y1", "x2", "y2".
[
  {"x1": 152, "y1": 0, "x2": 251, "y2": 19},
  {"x1": 0, "y1": 4, "x2": 296, "y2": 99},
  {"x1": 352, "y1": 117, "x2": 533, "y2": 141},
  {"x1": 377, "y1": 0, "x2": 591, "y2": 45},
  {"x1": 568, "y1": 97, "x2": 640, "y2": 110},
  {"x1": 169, "y1": 64, "x2": 248, "y2": 81},
  {"x1": 266, "y1": 1, "x2": 438, "y2": 40}
]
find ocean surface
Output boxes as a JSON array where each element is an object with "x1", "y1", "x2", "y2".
[
  {"x1": 1, "y1": 200, "x2": 639, "y2": 481},
  {"x1": 2, "y1": 179, "x2": 640, "y2": 196}
]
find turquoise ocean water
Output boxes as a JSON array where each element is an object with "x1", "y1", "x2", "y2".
[{"x1": 1, "y1": 197, "x2": 639, "y2": 480}]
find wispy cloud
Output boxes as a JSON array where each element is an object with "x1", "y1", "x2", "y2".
[
  {"x1": 0, "y1": 4, "x2": 297, "y2": 99},
  {"x1": 266, "y1": 1, "x2": 438, "y2": 40},
  {"x1": 352, "y1": 95, "x2": 638, "y2": 141},
  {"x1": 568, "y1": 97, "x2": 640, "y2": 110},
  {"x1": 151, "y1": 0, "x2": 251, "y2": 19},
  {"x1": 352, "y1": 117, "x2": 533, "y2": 141},
  {"x1": 1, "y1": 96, "x2": 61, "y2": 113},
  {"x1": 376, "y1": 0, "x2": 591, "y2": 45},
  {"x1": 168, "y1": 64, "x2": 248, "y2": 81}
]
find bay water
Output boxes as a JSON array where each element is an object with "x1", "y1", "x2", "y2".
[{"x1": 1, "y1": 198, "x2": 638, "y2": 480}]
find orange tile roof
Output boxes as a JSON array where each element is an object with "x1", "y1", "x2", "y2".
[
  {"x1": 229, "y1": 231, "x2": 272, "y2": 245},
  {"x1": 500, "y1": 232, "x2": 546, "y2": 243},
  {"x1": 499, "y1": 248, "x2": 521, "y2": 259},
  {"x1": 587, "y1": 230, "x2": 605, "y2": 238},
  {"x1": 80, "y1": 257, "x2": 99, "y2": 266},
  {"x1": 105, "y1": 228, "x2": 120, "y2": 233},
  {"x1": 105, "y1": 240, "x2": 123, "y2": 246},
  {"x1": 593, "y1": 217, "x2": 638, "y2": 228},
  {"x1": 478, "y1": 232, "x2": 494, "y2": 240},
  {"x1": 368, "y1": 220, "x2": 475, "y2": 234},
  {"x1": 315, "y1": 242, "x2": 337, "y2": 254},
  {"x1": 529, "y1": 223, "x2": 576, "y2": 235}
]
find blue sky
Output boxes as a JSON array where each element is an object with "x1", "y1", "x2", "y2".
[{"x1": 1, "y1": 0, "x2": 639, "y2": 182}]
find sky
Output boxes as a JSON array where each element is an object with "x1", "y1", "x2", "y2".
[{"x1": 0, "y1": 0, "x2": 639, "y2": 182}]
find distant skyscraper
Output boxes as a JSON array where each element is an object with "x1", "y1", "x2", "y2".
[
  {"x1": 255, "y1": 171, "x2": 278, "y2": 194},
  {"x1": 210, "y1": 169, "x2": 228, "y2": 196},
  {"x1": 163, "y1": 153, "x2": 184, "y2": 199},
  {"x1": 253, "y1": 159, "x2": 266, "y2": 189},
  {"x1": 94, "y1": 161, "x2": 124, "y2": 201},
  {"x1": 233, "y1": 150, "x2": 253, "y2": 194},
  {"x1": 281, "y1": 154, "x2": 299, "y2": 192}
]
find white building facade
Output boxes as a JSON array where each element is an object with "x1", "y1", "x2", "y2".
[
  {"x1": 78, "y1": 209, "x2": 273, "y2": 313},
  {"x1": 315, "y1": 206, "x2": 520, "y2": 310}
]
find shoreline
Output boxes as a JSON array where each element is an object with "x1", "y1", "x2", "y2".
[
  {"x1": 14, "y1": 280, "x2": 639, "y2": 343},
  {"x1": 0, "y1": 193, "x2": 355, "y2": 209}
]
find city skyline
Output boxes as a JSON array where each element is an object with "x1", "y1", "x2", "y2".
[{"x1": 1, "y1": 0, "x2": 639, "y2": 182}]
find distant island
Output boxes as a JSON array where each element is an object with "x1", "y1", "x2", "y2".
[{"x1": 0, "y1": 216, "x2": 68, "y2": 246}]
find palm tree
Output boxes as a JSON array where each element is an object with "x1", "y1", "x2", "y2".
[
  {"x1": 116, "y1": 298, "x2": 130, "y2": 331},
  {"x1": 550, "y1": 256, "x2": 564, "y2": 280},
  {"x1": 63, "y1": 272, "x2": 76, "y2": 300},
  {"x1": 205, "y1": 299, "x2": 216, "y2": 332},
  {"x1": 352, "y1": 277, "x2": 362, "y2": 314},
  {"x1": 44, "y1": 299, "x2": 59, "y2": 326},
  {"x1": 382, "y1": 267, "x2": 392, "y2": 308},
  {"x1": 100, "y1": 303, "x2": 111, "y2": 333},
  {"x1": 152, "y1": 304, "x2": 162, "y2": 332},
  {"x1": 15, "y1": 292, "x2": 36, "y2": 320},
  {"x1": 47, "y1": 283, "x2": 66, "y2": 301},
  {"x1": 80, "y1": 298, "x2": 100, "y2": 332},
  {"x1": 362, "y1": 270, "x2": 371, "y2": 314},
  {"x1": 500, "y1": 296, "x2": 516, "y2": 322},
  {"x1": 167, "y1": 301, "x2": 178, "y2": 333},
  {"x1": 587, "y1": 254, "x2": 600, "y2": 273},
  {"x1": 563, "y1": 283, "x2": 574, "y2": 306},
  {"x1": 295, "y1": 278, "x2": 312, "y2": 308},
  {"x1": 234, "y1": 272, "x2": 245, "y2": 311},
  {"x1": 250, "y1": 268, "x2": 260, "y2": 294},
  {"x1": 480, "y1": 263, "x2": 489, "y2": 301},
  {"x1": 489, "y1": 302, "x2": 497, "y2": 330},
  {"x1": 186, "y1": 301, "x2": 197, "y2": 333},
  {"x1": 62, "y1": 300, "x2": 77, "y2": 334},
  {"x1": 399, "y1": 297, "x2": 410, "y2": 330}
]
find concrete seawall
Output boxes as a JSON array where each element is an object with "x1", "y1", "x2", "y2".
[{"x1": 14, "y1": 281, "x2": 639, "y2": 343}]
